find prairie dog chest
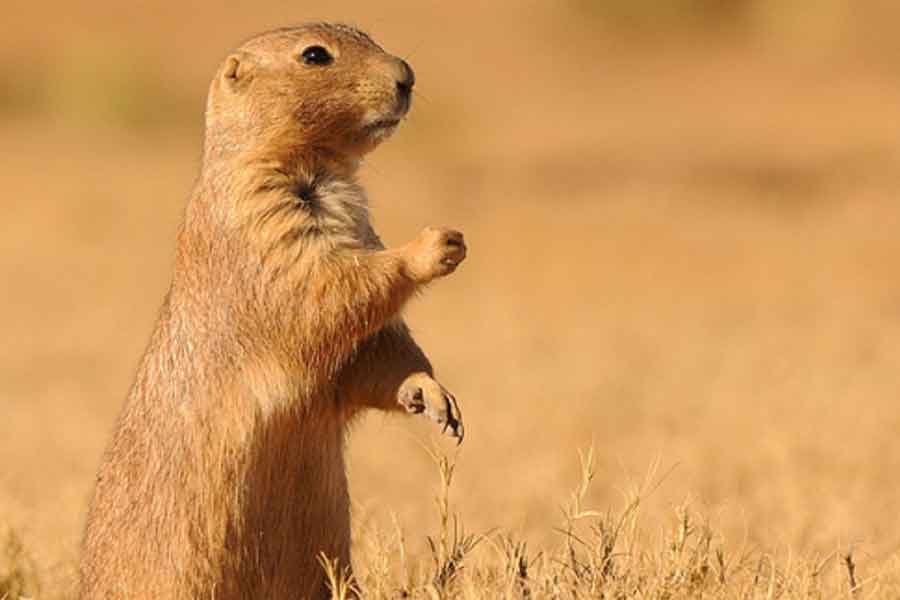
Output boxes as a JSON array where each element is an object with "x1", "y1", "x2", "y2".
[{"x1": 296, "y1": 178, "x2": 378, "y2": 250}]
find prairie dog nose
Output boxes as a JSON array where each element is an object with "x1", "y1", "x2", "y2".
[{"x1": 396, "y1": 59, "x2": 415, "y2": 96}]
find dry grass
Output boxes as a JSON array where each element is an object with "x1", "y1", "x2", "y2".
[
  {"x1": 0, "y1": 524, "x2": 39, "y2": 599},
  {"x1": 3, "y1": 1, "x2": 900, "y2": 598},
  {"x1": 4, "y1": 449, "x2": 900, "y2": 599},
  {"x1": 329, "y1": 448, "x2": 900, "y2": 599}
]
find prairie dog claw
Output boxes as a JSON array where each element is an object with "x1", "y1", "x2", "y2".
[{"x1": 398, "y1": 374, "x2": 464, "y2": 443}]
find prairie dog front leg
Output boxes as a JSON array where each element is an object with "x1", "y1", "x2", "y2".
[{"x1": 296, "y1": 226, "x2": 466, "y2": 367}]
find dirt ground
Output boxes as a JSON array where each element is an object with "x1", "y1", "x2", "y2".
[{"x1": 2, "y1": 1, "x2": 900, "y2": 596}]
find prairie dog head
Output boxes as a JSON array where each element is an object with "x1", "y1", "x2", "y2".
[{"x1": 206, "y1": 23, "x2": 415, "y2": 164}]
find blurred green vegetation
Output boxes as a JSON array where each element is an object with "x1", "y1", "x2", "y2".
[
  {"x1": 0, "y1": 47, "x2": 197, "y2": 133},
  {"x1": 2, "y1": 0, "x2": 898, "y2": 134}
]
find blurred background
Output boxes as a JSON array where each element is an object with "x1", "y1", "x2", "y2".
[{"x1": 3, "y1": 0, "x2": 900, "y2": 595}]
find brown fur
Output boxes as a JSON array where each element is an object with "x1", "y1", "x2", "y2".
[{"x1": 79, "y1": 23, "x2": 465, "y2": 599}]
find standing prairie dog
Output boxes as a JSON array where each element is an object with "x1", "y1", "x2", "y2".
[{"x1": 80, "y1": 23, "x2": 466, "y2": 599}]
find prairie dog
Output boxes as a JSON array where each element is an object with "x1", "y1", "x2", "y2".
[{"x1": 80, "y1": 22, "x2": 466, "y2": 599}]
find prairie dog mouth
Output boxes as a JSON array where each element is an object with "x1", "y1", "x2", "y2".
[{"x1": 364, "y1": 117, "x2": 401, "y2": 132}]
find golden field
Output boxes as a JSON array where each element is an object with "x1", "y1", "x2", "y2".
[{"x1": 2, "y1": 1, "x2": 900, "y2": 597}]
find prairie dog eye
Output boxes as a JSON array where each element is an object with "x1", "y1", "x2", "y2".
[{"x1": 301, "y1": 46, "x2": 333, "y2": 66}]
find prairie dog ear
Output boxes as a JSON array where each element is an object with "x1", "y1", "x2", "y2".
[{"x1": 221, "y1": 52, "x2": 255, "y2": 90}]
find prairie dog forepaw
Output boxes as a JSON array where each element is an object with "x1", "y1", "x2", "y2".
[
  {"x1": 403, "y1": 227, "x2": 466, "y2": 284},
  {"x1": 398, "y1": 373, "x2": 464, "y2": 444}
]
